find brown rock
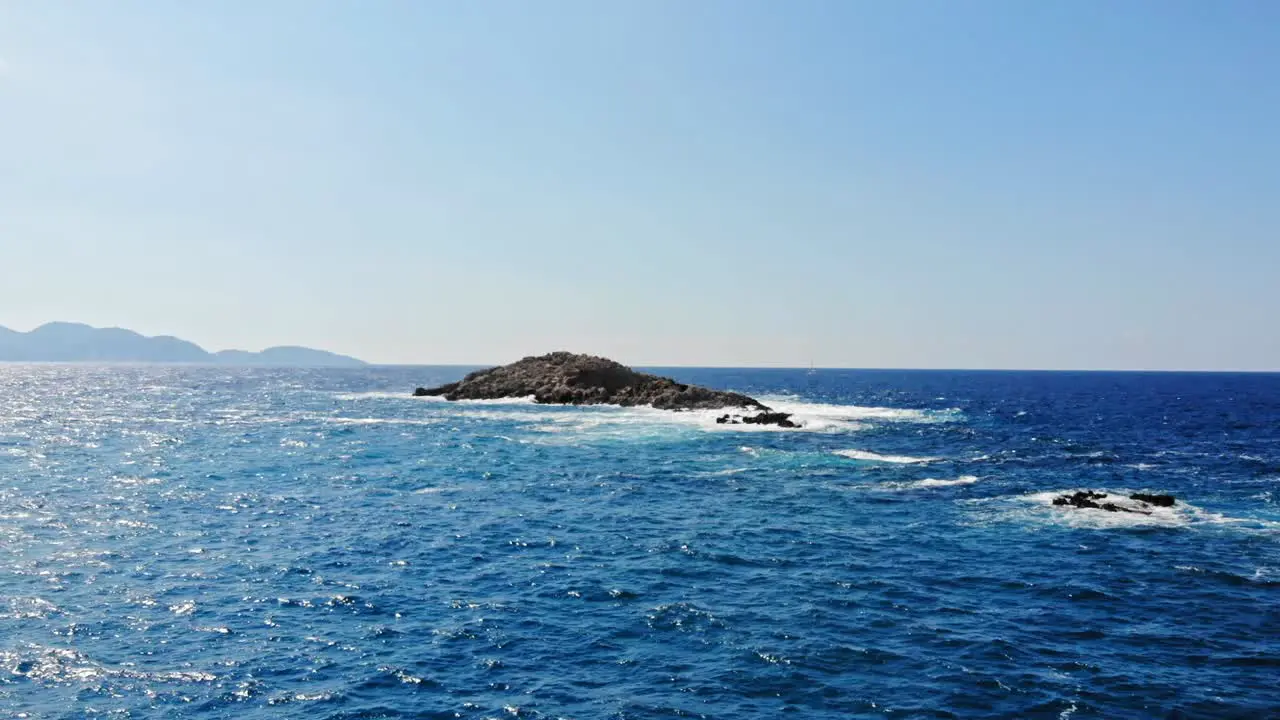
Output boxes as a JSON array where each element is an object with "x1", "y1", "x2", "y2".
[{"x1": 413, "y1": 352, "x2": 799, "y2": 426}]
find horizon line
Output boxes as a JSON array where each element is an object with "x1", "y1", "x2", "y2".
[
  {"x1": 0, "y1": 360, "x2": 1276, "y2": 374},
  {"x1": 373, "y1": 362, "x2": 1280, "y2": 374}
]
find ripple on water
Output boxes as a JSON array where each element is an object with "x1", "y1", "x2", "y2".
[{"x1": 0, "y1": 365, "x2": 1277, "y2": 718}]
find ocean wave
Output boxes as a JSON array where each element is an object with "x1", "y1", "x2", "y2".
[
  {"x1": 450, "y1": 403, "x2": 865, "y2": 436},
  {"x1": 412, "y1": 486, "x2": 470, "y2": 494},
  {"x1": 858, "y1": 475, "x2": 981, "y2": 492},
  {"x1": 760, "y1": 396, "x2": 963, "y2": 425},
  {"x1": 1175, "y1": 564, "x2": 1280, "y2": 587},
  {"x1": 323, "y1": 417, "x2": 443, "y2": 426},
  {"x1": 912, "y1": 475, "x2": 980, "y2": 488},
  {"x1": 694, "y1": 467, "x2": 752, "y2": 477},
  {"x1": 335, "y1": 390, "x2": 540, "y2": 404},
  {"x1": 415, "y1": 395, "x2": 538, "y2": 406},
  {"x1": 2, "y1": 644, "x2": 218, "y2": 685},
  {"x1": 339, "y1": 390, "x2": 951, "y2": 435},
  {"x1": 2, "y1": 596, "x2": 61, "y2": 620},
  {"x1": 833, "y1": 449, "x2": 938, "y2": 464},
  {"x1": 333, "y1": 391, "x2": 419, "y2": 401}
]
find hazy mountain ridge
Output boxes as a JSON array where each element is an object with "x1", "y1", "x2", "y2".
[{"x1": 0, "y1": 322, "x2": 366, "y2": 366}]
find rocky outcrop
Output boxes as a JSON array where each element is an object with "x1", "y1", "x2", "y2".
[
  {"x1": 1129, "y1": 493, "x2": 1176, "y2": 507},
  {"x1": 1052, "y1": 491, "x2": 1177, "y2": 514},
  {"x1": 716, "y1": 411, "x2": 799, "y2": 429},
  {"x1": 414, "y1": 352, "x2": 799, "y2": 427}
]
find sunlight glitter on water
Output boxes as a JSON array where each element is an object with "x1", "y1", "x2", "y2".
[{"x1": 0, "y1": 365, "x2": 1277, "y2": 718}]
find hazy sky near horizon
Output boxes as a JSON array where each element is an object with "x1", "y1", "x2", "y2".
[{"x1": 1, "y1": 2, "x2": 1277, "y2": 369}]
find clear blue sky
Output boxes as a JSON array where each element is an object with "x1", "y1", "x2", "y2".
[{"x1": 1, "y1": 1, "x2": 1276, "y2": 369}]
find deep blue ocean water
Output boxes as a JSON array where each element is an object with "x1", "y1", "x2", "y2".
[{"x1": 1, "y1": 365, "x2": 1278, "y2": 720}]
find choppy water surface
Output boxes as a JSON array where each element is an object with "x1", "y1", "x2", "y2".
[{"x1": 1, "y1": 365, "x2": 1277, "y2": 719}]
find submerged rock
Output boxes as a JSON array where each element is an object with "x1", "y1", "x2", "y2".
[
  {"x1": 415, "y1": 352, "x2": 798, "y2": 428},
  {"x1": 1051, "y1": 490, "x2": 1177, "y2": 514}
]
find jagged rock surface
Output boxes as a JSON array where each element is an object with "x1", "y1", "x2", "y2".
[
  {"x1": 414, "y1": 353, "x2": 795, "y2": 425},
  {"x1": 716, "y1": 412, "x2": 799, "y2": 429},
  {"x1": 1129, "y1": 493, "x2": 1176, "y2": 507},
  {"x1": 1051, "y1": 490, "x2": 1177, "y2": 514}
]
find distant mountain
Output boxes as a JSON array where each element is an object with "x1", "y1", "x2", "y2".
[
  {"x1": 213, "y1": 346, "x2": 365, "y2": 367},
  {"x1": 0, "y1": 322, "x2": 366, "y2": 367}
]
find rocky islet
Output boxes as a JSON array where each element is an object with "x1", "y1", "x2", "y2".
[{"x1": 415, "y1": 352, "x2": 799, "y2": 427}]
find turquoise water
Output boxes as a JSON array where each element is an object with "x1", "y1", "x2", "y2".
[{"x1": 1, "y1": 365, "x2": 1277, "y2": 719}]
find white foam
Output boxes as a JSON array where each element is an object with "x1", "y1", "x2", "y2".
[
  {"x1": 323, "y1": 417, "x2": 442, "y2": 426},
  {"x1": 1024, "y1": 490, "x2": 1191, "y2": 528},
  {"x1": 833, "y1": 449, "x2": 938, "y2": 464},
  {"x1": 332, "y1": 391, "x2": 959, "y2": 438},
  {"x1": 861, "y1": 475, "x2": 981, "y2": 492},
  {"x1": 333, "y1": 391, "x2": 416, "y2": 401},
  {"x1": 343, "y1": 387, "x2": 952, "y2": 429},
  {"x1": 417, "y1": 395, "x2": 538, "y2": 406},
  {"x1": 696, "y1": 467, "x2": 752, "y2": 477},
  {"x1": 570, "y1": 405, "x2": 816, "y2": 433},
  {"x1": 435, "y1": 408, "x2": 550, "y2": 423},
  {"x1": 336, "y1": 391, "x2": 539, "y2": 404},
  {"x1": 473, "y1": 403, "x2": 860, "y2": 436},
  {"x1": 169, "y1": 600, "x2": 196, "y2": 616},
  {"x1": 759, "y1": 396, "x2": 962, "y2": 426},
  {"x1": 913, "y1": 475, "x2": 980, "y2": 488},
  {"x1": 974, "y1": 489, "x2": 1280, "y2": 531}
]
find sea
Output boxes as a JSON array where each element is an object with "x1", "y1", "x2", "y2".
[{"x1": 1, "y1": 365, "x2": 1277, "y2": 720}]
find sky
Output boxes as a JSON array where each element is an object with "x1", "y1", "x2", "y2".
[{"x1": 1, "y1": 1, "x2": 1277, "y2": 369}]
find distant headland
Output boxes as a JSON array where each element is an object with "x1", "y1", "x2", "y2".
[
  {"x1": 0, "y1": 322, "x2": 366, "y2": 367},
  {"x1": 415, "y1": 351, "x2": 798, "y2": 427}
]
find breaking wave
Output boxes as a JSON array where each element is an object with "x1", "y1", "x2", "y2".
[{"x1": 833, "y1": 449, "x2": 939, "y2": 464}]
